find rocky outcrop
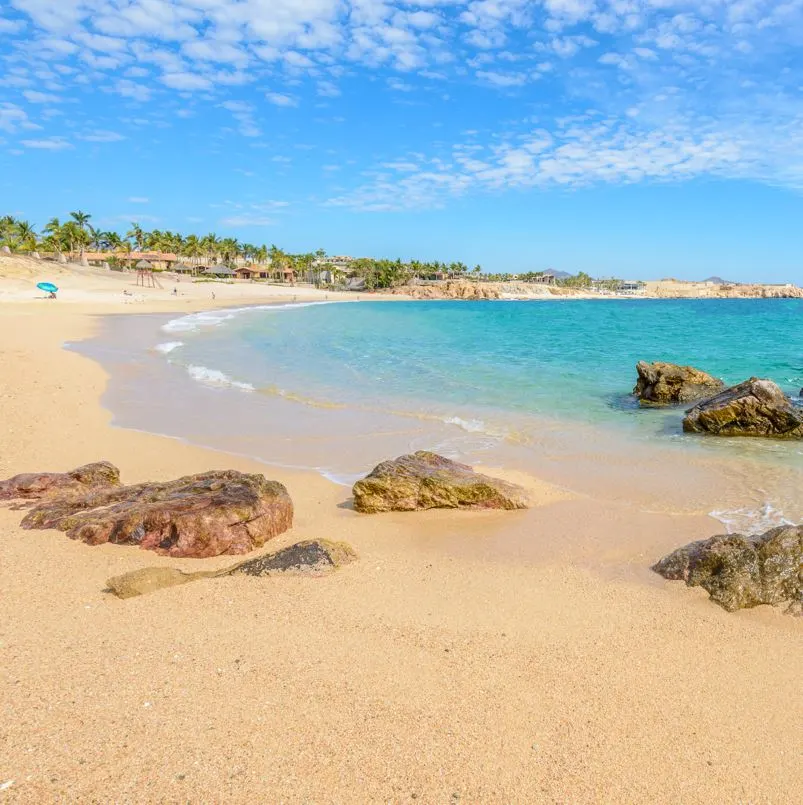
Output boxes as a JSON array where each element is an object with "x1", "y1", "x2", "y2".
[
  {"x1": 352, "y1": 451, "x2": 529, "y2": 513},
  {"x1": 390, "y1": 281, "x2": 501, "y2": 300},
  {"x1": 683, "y1": 378, "x2": 803, "y2": 438},
  {"x1": 0, "y1": 461, "x2": 121, "y2": 501},
  {"x1": 106, "y1": 539, "x2": 357, "y2": 599},
  {"x1": 653, "y1": 525, "x2": 802, "y2": 613},
  {"x1": 0, "y1": 464, "x2": 293, "y2": 558},
  {"x1": 634, "y1": 361, "x2": 724, "y2": 405}
]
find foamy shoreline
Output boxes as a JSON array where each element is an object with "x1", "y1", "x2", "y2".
[{"x1": 0, "y1": 282, "x2": 801, "y2": 801}]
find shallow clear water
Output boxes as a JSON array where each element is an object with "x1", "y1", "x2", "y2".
[
  {"x1": 165, "y1": 298, "x2": 802, "y2": 433},
  {"x1": 77, "y1": 299, "x2": 802, "y2": 534}
]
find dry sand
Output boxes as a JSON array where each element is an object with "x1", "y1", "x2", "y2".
[{"x1": 0, "y1": 260, "x2": 801, "y2": 803}]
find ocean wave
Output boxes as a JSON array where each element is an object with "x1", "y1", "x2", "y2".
[
  {"x1": 162, "y1": 301, "x2": 337, "y2": 334},
  {"x1": 187, "y1": 365, "x2": 255, "y2": 392},
  {"x1": 154, "y1": 341, "x2": 184, "y2": 354},
  {"x1": 709, "y1": 503, "x2": 794, "y2": 535},
  {"x1": 443, "y1": 415, "x2": 487, "y2": 433}
]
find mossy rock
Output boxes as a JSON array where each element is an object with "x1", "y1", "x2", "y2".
[
  {"x1": 352, "y1": 451, "x2": 530, "y2": 513},
  {"x1": 653, "y1": 525, "x2": 802, "y2": 613},
  {"x1": 106, "y1": 539, "x2": 357, "y2": 599}
]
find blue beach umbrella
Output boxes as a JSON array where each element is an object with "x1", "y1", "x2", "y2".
[{"x1": 37, "y1": 281, "x2": 58, "y2": 294}]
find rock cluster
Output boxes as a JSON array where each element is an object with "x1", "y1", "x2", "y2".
[
  {"x1": 106, "y1": 539, "x2": 358, "y2": 599},
  {"x1": 352, "y1": 451, "x2": 529, "y2": 513},
  {"x1": 683, "y1": 378, "x2": 803, "y2": 439},
  {"x1": 633, "y1": 361, "x2": 724, "y2": 405},
  {"x1": 390, "y1": 281, "x2": 501, "y2": 300},
  {"x1": 653, "y1": 525, "x2": 802, "y2": 613},
  {"x1": 1, "y1": 463, "x2": 293, "y2": 558}
]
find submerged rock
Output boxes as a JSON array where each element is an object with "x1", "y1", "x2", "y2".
[
  {"x1": 352, "y1": 450, "x2": 529, "y2": 513},
  {"x1": 106, "y1": 539, "x2": 357, "y2": 599},
  {"x1": 0, "y1": 461, "x2": 121, "y2": 501},
  {"x1": 652, "y1": 525, "x2": 802, "y2": 613},
  {"x1": 17, "y1": 469, "x2": 293, "y2": 558},
  {"x1": 633, "y1": 361, "x2": 724, "y2": 405},
  {"x1": 683, "y1": 378, "x2": 803, "y2": 438}
]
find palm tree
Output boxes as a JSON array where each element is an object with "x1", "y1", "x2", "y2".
[
  {"x1": 126, "y1": 222, "x2": 146, "y2": 251},
  {"x1": 69, "y1": 210, "x2": 91, "y2": 257},
  {"x1": 15, "y1": 220, "x2": 37, "y2": 251}
]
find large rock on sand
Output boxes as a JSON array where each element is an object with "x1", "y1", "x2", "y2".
[
  {"x1": 653, "y1": 525, "x2": 802, "y2": 613},
  {"x1": 0, "y1": 461, "x2": 121, "y2": 501},
  {"x1": 352, "y1": 451, "x2": 529, "y2": 513},
  {"x1": 106, "y1": 539, "x2": 357, "y2": 599},
  {"x1": 683, "y1": 378, "x2": 803, "y2": 438},
  {"x1": 633, "y1": 361, "x2": 724, "y2": 405},
  {"x1": 9, "y1": 467, "x2": 293, "y2": 558}
]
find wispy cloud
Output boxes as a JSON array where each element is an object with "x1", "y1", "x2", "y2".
[
  {"x1": 21, "y1": 136, "x2": 72, "y2": 150},
  {"x1": 128, "y1": 196, "x2": 149, "y2": 203},
  {"x1": 265, "y1": 92, "x2": 298, "y2": 108}
]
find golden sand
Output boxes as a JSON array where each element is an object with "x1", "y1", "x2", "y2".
[{"x1": 0, "y1": 260, "x2": 800, "y2": 803}]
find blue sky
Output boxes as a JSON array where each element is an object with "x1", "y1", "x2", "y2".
[{"x1": 1, "y1": 0, "x2": 802, "y2": 282}]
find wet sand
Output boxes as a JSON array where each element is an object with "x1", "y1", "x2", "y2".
[{"x1": 0, "y1": 294, "x2": 801, "y2": 803}]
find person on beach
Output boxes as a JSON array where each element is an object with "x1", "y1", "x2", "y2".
[{"x1": 212, "y1": 291, "x2": 216, "y2": 300}]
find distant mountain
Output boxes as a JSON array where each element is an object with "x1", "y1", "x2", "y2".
[
  {"x1": 703, "y1": 276, "x2": 735, "y2": 285},
  {"x1": 543, "y1": 269, "x2": 572, "y2": 279}
]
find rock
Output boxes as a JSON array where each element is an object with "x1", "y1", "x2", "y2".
[
  {"x1": 106, "y1": 567, "x2": 211, "y2": 599},
  {"x1": 652, "y1": 525, "x2": 802, "y2": 613},
  {"x1": 633, "y1": 361, "x2": 724, "y2": 405},
  {"x1": 17, "y1": 469, "x2": 293, "y2": 558},
  {"x1": 232, "y1": 539, "x2": 357, "y2": 576},
  {"x1": 106, "y1": 539, "x2": 356, "y2": 598},
  {"x1": 352, "y1": 451, "x2": 529, "y2": 513},
  {"x1": 683, "y1": 378, "x2": 803, "y2": 438},
  {"x1": 0, "y1": 461, "x2": 121, "y2": 502}
]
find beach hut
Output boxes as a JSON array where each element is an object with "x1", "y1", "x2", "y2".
[
  {"x1": 136, "y1": 259, "x2": 153, "y2": 270},
  {"x1": 234, "y1": 267, "x2": 255, "y2": 280},
  {"x1": 212, "y1": 265, "x2": 236, "y2": 278},
  {"x1": 173, "y1": 263, "x2": 195, "y2": 276}
]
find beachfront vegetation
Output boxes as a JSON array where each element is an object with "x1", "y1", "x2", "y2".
[{"x1": 1, "y1": 211, "x2": 609, "y2": 290}]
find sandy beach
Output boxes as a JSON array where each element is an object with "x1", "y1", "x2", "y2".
[{"x1": 1, "y1": 261, "x2": 801, "y2": 803}]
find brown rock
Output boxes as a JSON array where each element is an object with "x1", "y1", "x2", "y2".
[
  {"x1": 18, "y1": 469, "x2": 293, "y2": 558},
  {"x1": 683, "y1": 378, "x2": 803, "y2": 438},
  {"x1": 106, "y1": 539, "x2": 356, "y2": 599},
  {"x1": 652, "y1": 525, "x2": 802, "y2": 613},
  {"x1": 0, "y1": 461, "x2": 121, "y2": 501},
  {"x1": 633, "y1": 361, "x2": 724, "y2": 405},
  {"x1": 352, "y1": 450, "x2": 529, "y2": 513}
]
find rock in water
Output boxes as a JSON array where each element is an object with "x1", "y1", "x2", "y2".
[
  {"x1": 683, "y1": 378, "x2": 803, "y2": 438},
  {"x1": 19, "y1": 470, "x2": 293, "y2": 558},
  {"x1": 106, "y1": 540, "x2": 357, "y2": 598},
  {"x1": 0, "y1": 461, "x2": 121, "y2": 501},
  {"x1": 352, "y1": 451, "x2": 529, "y2": 513},
  {"x1": 633, "y1": 361, "x2": 724, "y2": 405},
  {"x1": 652, "y1": 525, "x2": 802, "y2": 613}
]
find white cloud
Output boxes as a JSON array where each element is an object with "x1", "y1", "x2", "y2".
[
  {"x1": 266, "y1": 92, "x2": 298, "y2": 107},
  {"x1": 23, "y1": 90, "x2": 61, "y2": 104},
  {"x1": 0, "y1": 103, "x2": 38, "y2": 133},
  {"x1": 114, "y1": 79, "x2": 151, "y2": 101},
  {"x1": 0, "y1": 17, "x2": 25, "y2": 34},
  {"x1": 21, "y1": 136, "x2": 73, "y2": 150},
  {"x1": 128, "y1": 196, "x2": 149, "y2": 203},
  {"x1": 161, "y1": 72, "x2": 212, "y2": 91},
  {"x1": 80, "y1": 130, "x2": 126, "y2": 142}
]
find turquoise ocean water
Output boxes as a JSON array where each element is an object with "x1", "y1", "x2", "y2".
[
  {"x1": 163, "y1": 298, "x2": 802, "y2": 430},
  {"x1": 80, "y1": 298, "x2": 802, "y2": 534}
]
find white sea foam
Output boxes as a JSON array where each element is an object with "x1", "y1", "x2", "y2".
[
  {"x1": 187, "y1": 365, "x2": 255, "y2": 392},
  {"x1": 709, "y1": 503, "x2": 794, "y2": 535},
  {"x1": 443, "y1": 416, "x2": 487, "y2": 433},
  {"x1": 154, "y1": 341, "x2": 184, "y2": 354},
  {"x1": 162, "y1": 301, "x2": 337, "y2": 334}
]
